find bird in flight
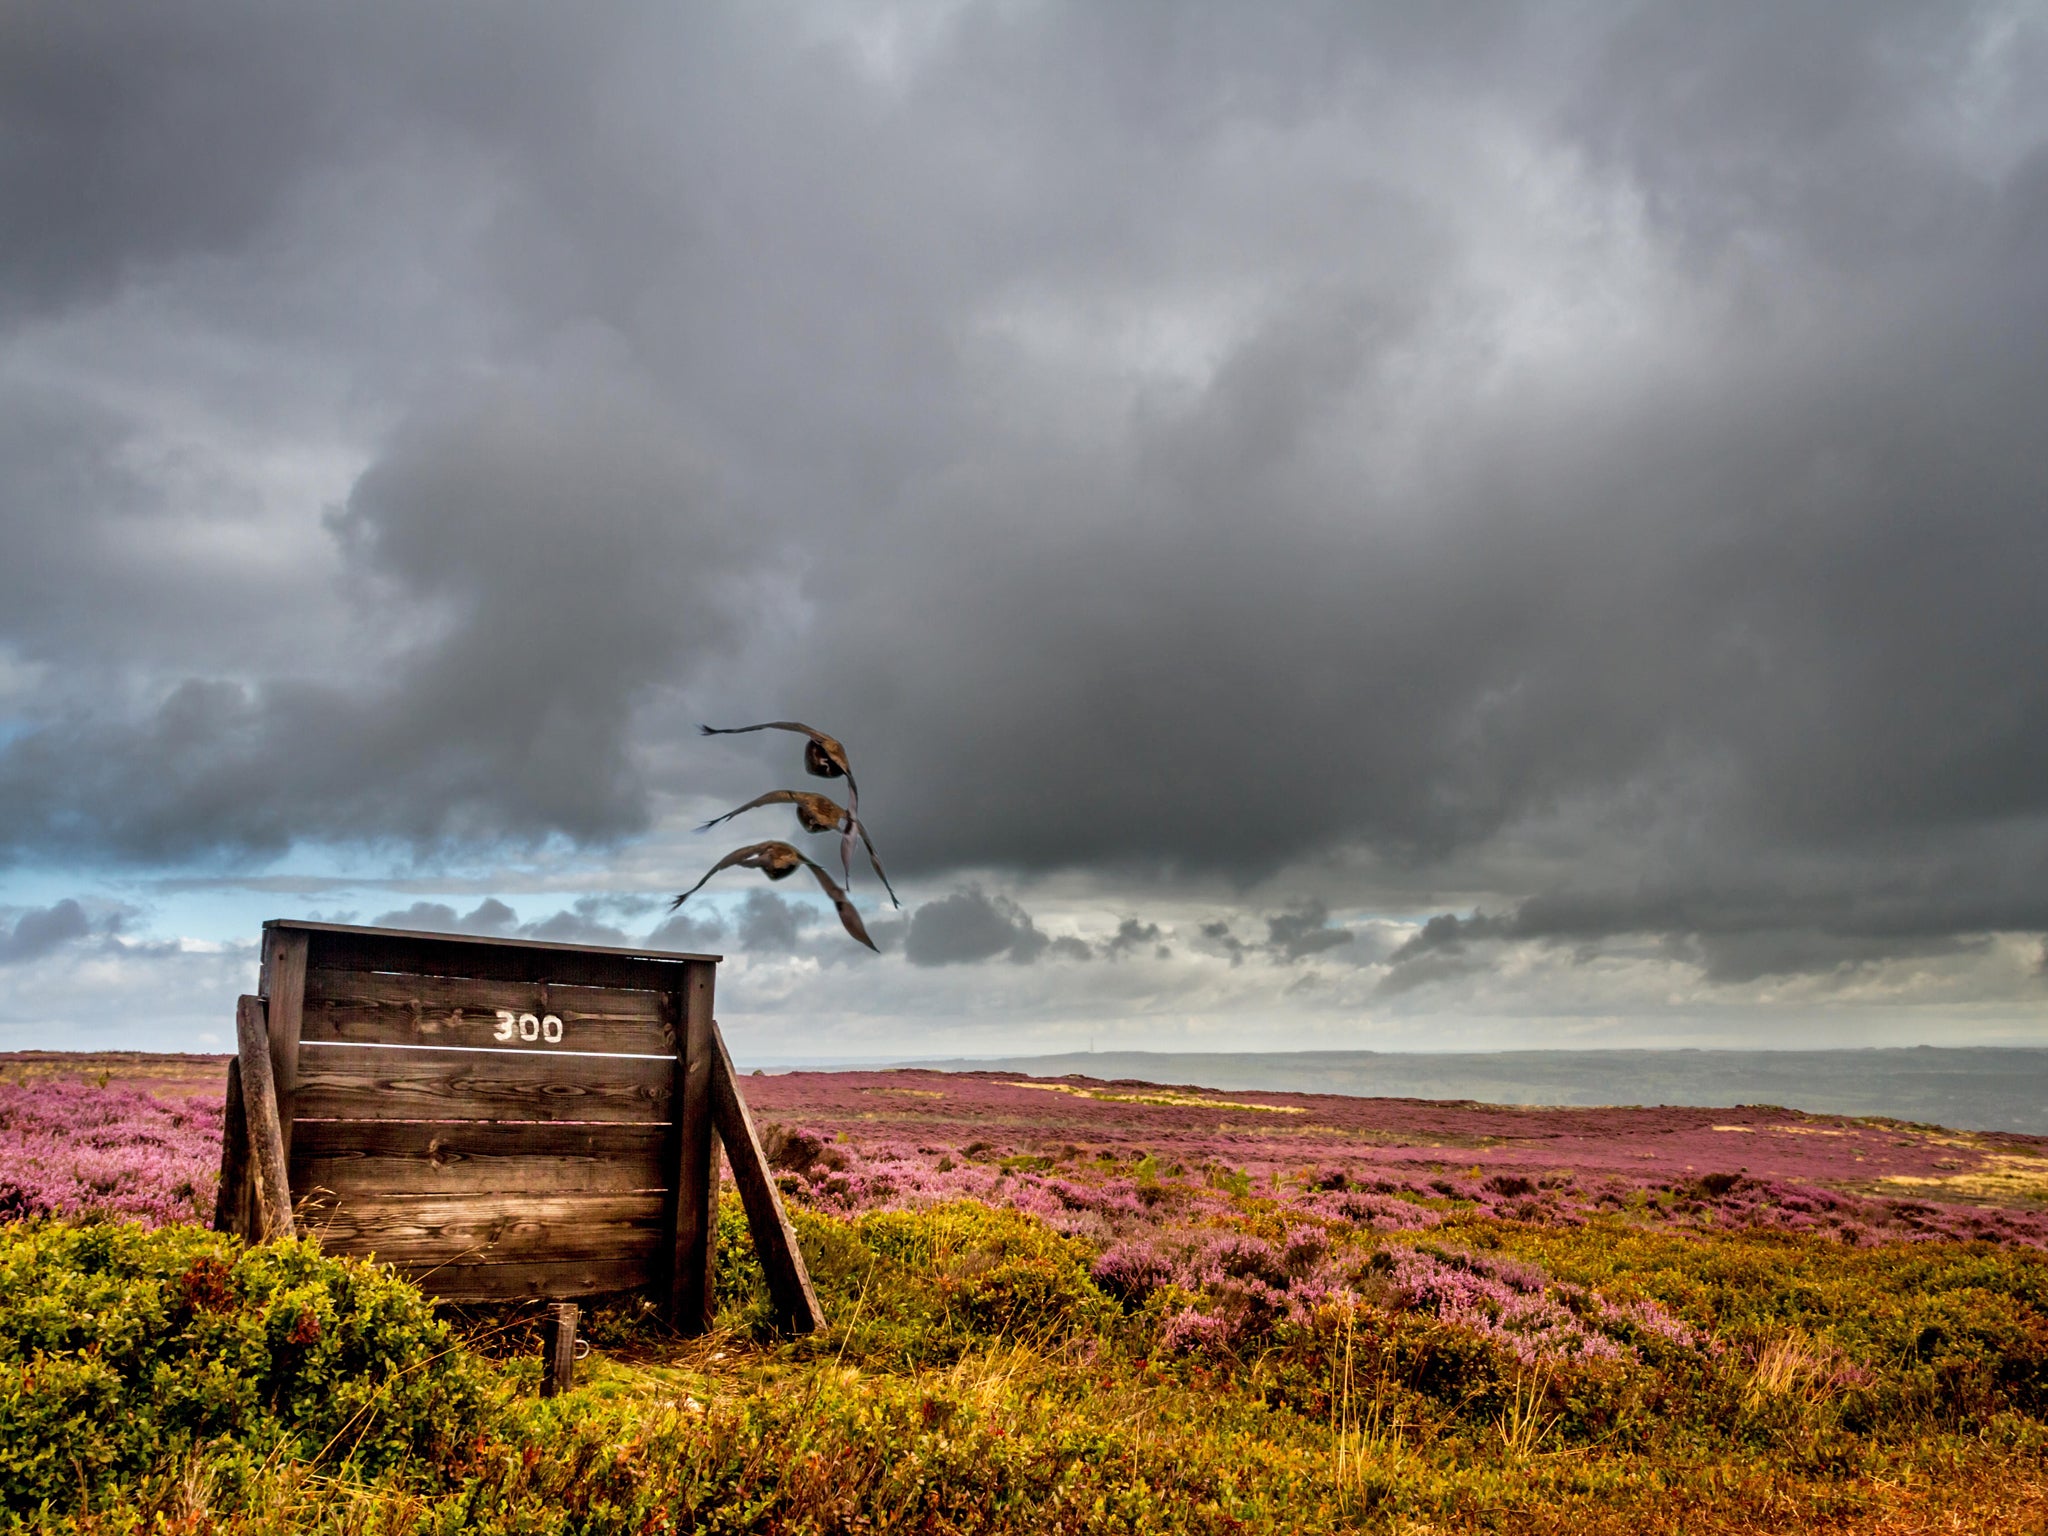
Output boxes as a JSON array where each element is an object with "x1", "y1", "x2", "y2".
[
  {"x1": 670, "y1": 840, "x2": 878, "y2": 951},
  {"x1": 697, "y1": 789, "x2": 900, "y2": 908},
  {"x1": 700, "y1": 722, "x2": 857, "y2": 806}
]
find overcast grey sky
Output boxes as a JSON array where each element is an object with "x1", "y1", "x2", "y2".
[{"x1": 4, "y1": 1, "x2": 2046, "y2": 1058}]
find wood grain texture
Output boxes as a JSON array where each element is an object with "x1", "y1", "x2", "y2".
[
  {"x1": 388, "y1": 1256, "x2": 659, "y2": 1303},
  {"x1": 667, "y1": 963, "x2": 718, "y2": 1332},
  {"x1": 291, "y1": 923, "x2": 711, "y2": 993},
  {"x1": 236, "y1": 995, "x2": 294, "y2": 1241},
  {"x1": 291, "y1": 1119, "x2": 670, "y2": 1197},
  {"x1": 299, "y1": 967, "x2": 673, "y2": 1055},
  {"x1": 293, "y1": 1045, "x2": 672, "y2": 1123},
  {"x1": 542, "y1": 1304, "x2": 579, "y2": 1398},
  {"x1": 709, "y1": 1020, "x2": 824, "y2": 1334},
  {"x1": 300, "y1": 1190, "x2": 667, "y2": 1265},
  {"x1": 259, "y1": 927, "x2": 309, "y2": 1161},
  {"x1": 212, "y1": 1055, "x2": 250, "y2": 1238}
]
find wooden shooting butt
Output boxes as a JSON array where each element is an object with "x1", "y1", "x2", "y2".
[{"x1": 211, "y1": 920, "x2": 823, "y2": 1336}]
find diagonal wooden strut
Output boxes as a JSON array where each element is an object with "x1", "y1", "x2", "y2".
[
  {"x1": 208, "y1": 924, "x2": 820, "y2": 1335},
  {"x1": 707, "y1": 1021, "x2": 824, "y2": 1335},
  {"x1": 211, "y1": 1055, "x2": 250, "y2": 1237},
  {"x1": 233, "y1": 994, "x2": 295, "y2": 1242}
]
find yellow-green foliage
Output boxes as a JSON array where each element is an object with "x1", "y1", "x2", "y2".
[
  {"x1": 1481, "y1": 1221, "x2": 2048, "y2": 1426},
  {"x1": 812, "y1": 1201, "x2": 1118, "y2": 1360},
  {"x1": 15, "y1": 1201, "x2": 2048, "y2": 1534},
  {"x1": 0, "y1": 1223, "x2": 492, "y2": 1529},
  {"x1": 717, "y1": 1195, "x2": 1117, "y2": 1365}
]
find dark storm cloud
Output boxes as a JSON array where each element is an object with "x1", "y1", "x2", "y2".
[
  {"x1": 1265, "y1": 900, "x2": 1352, "y2": 962},
  {"x1": 520, "y1": 908, "x2": 631, "y2": 947},
  {"x1": 1391, "y1": 850, "x2": 2048, "y2": 980},
  {"x1": 1377, "y1": 950, "x2": 1487, "y2": 998},
  {"x1": 1197, "y1": 922, "x2": 1252, "y2": 967},
  {"x1": 0, "y1": 899, "x2": 92, "y2": 964},
  {"x1": 1388, "y1": 913, "x2": 1515, "y2": 964},
  {"x1": 0, "y1": 379, "x2": 757, "y2": 861},
  {"x1": 779, "y1": 1, "x2": 2048, "y2": 975},
  {"x1": 1101, "y1": 919, "x2": 1163, "y2": 960},
  {"x1": 903, "y1": 889, "x2": 1049, "y2": 967},
  {"x1": 644, "y1": 908, "x2": 725, "y2": 953},
  {"x1": 368, "y1": 895, "x2": 632, "y2": 946},
  {"x1": 1687, "y1": 932, "x2": 1992, "y2": 987},
  {"x1": 0, "y1": 4, "x2": 617, "y2": 323},
  {"x1": 371, "y1": 901, "x2": 478, "y2": 934},
  {"x1": 3, "y1": 1, "x2": 2046, "y2": 987},
  {"x1": 1189, "y1": 902, "x2": 1357, "y2": 966},
  {"x1": 0, "y1": 4, "x2": 341, "y2": 320},
  {"x1": 466, "y1": 899, "x2": 520, "y2": 935},
  {"x1": 0, "y1": 388, "x2": 160, "y2": 659},
  {"x1": 1506, "y1": 869, "x2": 2048, "y2": 949},
  {"x1": 734, "y1": 890, "x2": 815, "y2": 954},
  {"x1": 1565, "y1": 2, "x2": 2020, "y2": 272}
]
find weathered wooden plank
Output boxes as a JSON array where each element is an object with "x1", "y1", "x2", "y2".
[
  {"x1": 666, "y1": 962, "x2": 718, "y2": 1333},
  {"x1": 709, "y1": 1020, "x2": 824, "y2": 1334},
  {"x1": 301, "y1": 1190, "x2": 667, "y2": 1265},
  {"x1": 542, "y1": 1303, "x2": 579, "y2": 1398},
  {"x1": 236, "y1": 995, "x2": 294, "y2": 1241},
  {"x1": 291, "y1": 1120, "x2": 669, "y2": 1197},
  {"x1": 211, "y1": 1055, "x2": 251, "y2": 1238},
  {"x1": 299, "y1": 967, "x2": 673, "y2": 1055},
  {"x1": 390, "y1": 1255, "x2": 658, "y2": 1304},
  {"x1": 292, "y1": 1045, "x2": 672, "y2": 1123},
  {"x1": 258, "y1": 927, "x2": 309, "y2": 1161},
  {"x1": 278, "y1": 917, "x2": 720, "y2": 964},
  {"x1": 288, "y1": 922, "x2": 713, "y2": 993}
]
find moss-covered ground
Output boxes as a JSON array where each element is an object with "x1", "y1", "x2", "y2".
[{"x1": 8, "y1": 1186, "x2": 2047, "y2": 1534}]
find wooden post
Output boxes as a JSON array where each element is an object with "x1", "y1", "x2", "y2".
[
  {"x1": 257, "y1": 926, "x2": 309, "y2": 1162},
  {"x1": 666, "y1": 961, "x2": 718, "y2": 1333},
  {"x1": 211, "y1": 1056, "x2": 251, "y2": 1238},
  {"x1": 707, "y1": 1131, "x2": 723, "y2": 1314},
  {"x1": 541, "y1": 1303, "x2": 579, "y2": 1397},
  {"x1": 708, "y1": 1021, "x2": 824, "y2": 1334},
  {"x1": 235, "y1": 994, "x2": 295, "y2": 1241}
]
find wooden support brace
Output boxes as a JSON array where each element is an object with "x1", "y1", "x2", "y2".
[
  {"x1": 211, "y1": 1055, "x2": 251, "y2": 1238},
  {"x1": 665, "y1": 962, "x2": 718, "y2": 1333},
  {"x1": 541, "y1": 1303, "x2": 579, "y2": 1398},
  {"x1": 258, "y1": 927, "x2": 309, "y2": 1163},
  {"x1": 235, "y1": 994, "x2": 295, "y2": 1242},
  {"x1": 708, "y1": 1021, "x2": 824, "y2": 1335}
]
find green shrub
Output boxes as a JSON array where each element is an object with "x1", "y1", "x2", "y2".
[
  {"x1": 787, "y1": 1200, "x2": 1118, "y2": 1365},
  {"x1": 11, "y1": 1198, "x2": 2048, "y2": 1533},
  {"x1": 0, "y1": 1222, "x2": 492, "y2": 1523},
  {"x1": 1488, "y1": 1222, "x2": 2048, "y2": 1429},
  {"x1": 711, "y1": 1189, "x2": 771, "y2": 1333}
]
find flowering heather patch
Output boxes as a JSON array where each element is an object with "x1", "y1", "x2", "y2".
[
  {"x1": 1366, "y1": 1244, "x2": 1679, "y2": 1365},
  {"x1": 28, "y1": 1053, "x2": 2048, "y2": 1249},
  {"x1": 12, "y1": 1056, "x2": 2048, "y2": 1533},
  {"x1": 0, "y1": 1078, "x2": 220, "y2": 1225},
  {"x1": 740, "y1": 1068, "x2": 2048, "y2": 1247},
  {"x1": 1087, "y1": 1225, "x2": 1702, "y2": 1366},
  {"x1": 1005, "y1": 1079, "x2": 1309, "y2": 1113},
  {"x1": 0, "y1": 1051, "x2": 228, "y2": 1101}
]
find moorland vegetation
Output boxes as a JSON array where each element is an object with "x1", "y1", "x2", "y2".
[{"x1": 2, "y1": 1060, "x2": 2046, "y2": 1533}]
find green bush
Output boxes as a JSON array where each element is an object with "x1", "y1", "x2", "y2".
[
  {"x1": 711, "y1": 1189, "x2": 771, "y2": 1333},
  {"x1": 10, "y1": 1198, "x2": 2048, "y2": 1533},
  {"x1": 1491, "y1": 1223, "x2": 2048, "y2": 1429},
  {"x1": 787, "y1": 1200, "x2": 1118, "y2": 1365},
  {"x1": 0, "y1": 1222, "x2": 492, "y2": 1523}
]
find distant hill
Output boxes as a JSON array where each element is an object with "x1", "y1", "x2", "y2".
[{"x1": 885, "y1": 1047, "x2": 2048, "y2": 1135}]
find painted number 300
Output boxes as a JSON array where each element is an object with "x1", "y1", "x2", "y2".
[{"x1": 495, "y1": 1010, "x2": 564, "y2": 1043}]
